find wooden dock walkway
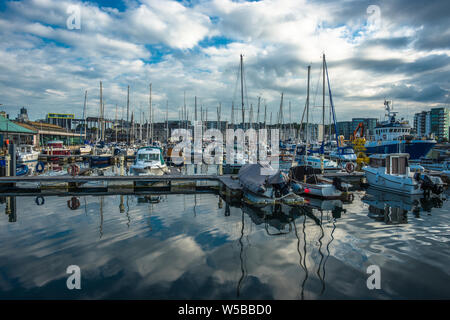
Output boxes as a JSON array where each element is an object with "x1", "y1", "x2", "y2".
[{"x1": 0, "y1": 174, "x2": 221, "y2": 183}]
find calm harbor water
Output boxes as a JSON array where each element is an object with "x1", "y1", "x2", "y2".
[{"x1": 0, "y1": 165, "x2": 449, "y2": 299}]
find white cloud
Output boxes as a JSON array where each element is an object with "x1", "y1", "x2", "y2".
[{"x1": 0, "y1": 0, "x2": 448, "y2": 122}]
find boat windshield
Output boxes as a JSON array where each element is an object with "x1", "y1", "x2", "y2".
[{"x1": 138, "y1": 153, "x2": 160, "y2": 162}]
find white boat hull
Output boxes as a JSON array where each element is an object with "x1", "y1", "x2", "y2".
[
  {"x1": 130, "y1": 165, "x2": 168, "y2": 176},
  {"x1": 17, "y1": 153, "x2": 39, "y2": 163},
  {"x1": 296, "y1": 181, "x2": 343, "y2": 198},
  {"x1": 363, "y1": 167, "x2": 422, "y2": 195}
]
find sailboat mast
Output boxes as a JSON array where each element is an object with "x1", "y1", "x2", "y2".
[
  {"x1": 289, "y1": 101, "x2": 292, "y2": 139},
  {"x1": 102, "y1": 101, "x2": 105, "y2": 141},
  {"x1": 231, "y1": 102, "x2": 234, "y2": 128},
  {"x1": 279, "y1": 92, "x2": 284, "y2": 140},
  {"x1": 98, "y1": 81, "x2": 102, "y2": 141},
  {"x1": 322, "y1": 53, "x2": 326, "y2": 144},
  {"x1": 149, "y1": 83, "x2": 152, "y2": 142},
  {"x1": 194, "y1": 96, "x2": 197, "y2": 122},
  {"x1": 264, "y1": 103, "x2": 267, "y2": 129},
  {"x1": 257, "y1": 96, "x2": 260, "y2": 130},
  {"x1": 82, "y1": 90, "x2": 87, "y2": 142},
  {"x1": 306, "y1": 65, "x2": 310, "y2": 147},
  {"x1": 166, "y1": 100, "x2": 169, "y2": 143},
  {"x1": 127, "y1": 85, "x2": 130, "y2": 144},
  {"x1": 115, "y1": 104, "x2": 118, "y2": 143},
  {"x1": 240, "y1": 54, "x2": 245, "y2": 129}
]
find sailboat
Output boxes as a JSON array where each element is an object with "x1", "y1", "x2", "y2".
[
  {"x1": 90, "y1": 81, "x2": 113, "y2": 167},
  {"x1": 79, "y1": 90, "x2": 92, "y2": 155},
  {"x1": 290, "y1": 55, "x2": 353, "y2": 199},
  {"x1": 130, "y1": 84, "x2": 169, "y2": 177}
]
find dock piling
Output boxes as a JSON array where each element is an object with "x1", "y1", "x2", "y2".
[{"x1": 8, "y1": 144, "x2": 16, "y2": 177}]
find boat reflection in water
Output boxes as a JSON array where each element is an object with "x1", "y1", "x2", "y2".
[
  {"x1": 237, "y1": 199, "x2": 342, "y2": 299},
  {"x1": 1, "y1": 181, "x2": 448, "y2": 299},
  {"x1": 362, "y1": 187, "x2": 445, "y2": 224}
]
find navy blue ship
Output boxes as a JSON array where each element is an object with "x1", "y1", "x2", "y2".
[{"x1": 364, "y1": 100, "x2": 436, "y2": 159}]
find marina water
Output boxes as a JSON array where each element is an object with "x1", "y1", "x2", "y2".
[{"x1": 0, "y1": 164, "x2": 449, "y2": 299}]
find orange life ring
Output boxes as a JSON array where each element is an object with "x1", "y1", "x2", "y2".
[{"x1": 345, "y1": 162, "x2": 355, "y2": 173}]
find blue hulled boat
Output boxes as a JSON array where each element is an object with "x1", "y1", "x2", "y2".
[{"x1": 364, "y1": 100, "x2": 436, "y2": 160}]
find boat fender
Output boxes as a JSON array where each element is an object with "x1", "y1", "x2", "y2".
[
  {"x1": 67, "y1": 164, "x2": 80, "y2": 177},
  {"x1": 347, "y1": 193, "x2": 354, "y2": 202},
  {"x1": 35, "y1": 196, "x2": 45, "y2": 206},
  {"x1": 291, "y1": 183, "x2": 303, "y2": 194},
  {"x1": 35, "y1": 161, "x2": 45, "y2": 173},
  {"x1": 16, "y1": 164, "x2": 29, "y2": 176},
  {"x1": 345, "y1": 162, "x2": 355, "y2": 173},
  {"x1": 67, "y1": 197, "x2": 80, "y2": 210}
]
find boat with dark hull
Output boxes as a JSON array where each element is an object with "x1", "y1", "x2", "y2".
[{"x1": 238, "y1": 163, "x2": 304, "y2": 206}]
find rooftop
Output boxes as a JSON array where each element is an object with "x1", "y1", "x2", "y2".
[{"x1": 0, "y1": 116, "x2": 36, "y2": 134}]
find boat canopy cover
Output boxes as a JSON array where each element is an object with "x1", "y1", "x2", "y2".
[{"x1": 238, "y1": 163, "x2": 287, "y2": 194}]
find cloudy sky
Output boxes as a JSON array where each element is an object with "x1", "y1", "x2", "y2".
[{"x1": 0, "y1": 0, "x2": 449, "y2": 124}]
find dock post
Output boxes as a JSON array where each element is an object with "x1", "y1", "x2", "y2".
[
  {"x1": 8, "y1": 144, "x2": 16, "y2": 177},
  {"x1": 5, "y1": 154, "x2": 10, "y2": 177},
  {"x1": 218, "y1": 163, "x2": 223, "y2": 176},
  {"x1": 119, "y1": 195, "x2": 125, "y2": 213},
  {"x1": 120, "y1": 155, "x2": 124, "y2": 176}
]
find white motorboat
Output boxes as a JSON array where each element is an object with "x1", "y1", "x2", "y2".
[
  {"x1": 363, "y1": 153, "x2": 444, "y2": 195},
  {"x1": 329, "y1": 146, "x2": 357, "y2": 163},
  {"x1": 79, "y1": 144, "x2": 92, "y2": 155},
  {"x1": 130, "y1": 146, "x2": 168, "y2": 176},
  {"x1": 294, "y1": 153, "x2": 340, "y2": 172},
  {"x1": 17, "y1": 145, "x2": 39, "y2": 163}
]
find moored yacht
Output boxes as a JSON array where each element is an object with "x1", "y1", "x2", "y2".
[
  {"x1": 130, "y1": 146, "x2": 168, "y2": 175},
  {"x1": 79, "y1": 144, "x2": 92, "y2": 155},
  {"x1": 17, "y1": 144, "x2": 39, "y2": 163}
]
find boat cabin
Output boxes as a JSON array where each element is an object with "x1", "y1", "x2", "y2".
[
  {"x1": 46, "y1": 140, "x2": 65, "y2": 148},
  {"x1": 135, "y1": 147, "x2": 164, "y2": 164},
  {"x1": 18, "y1": 145, "x2": 35, "y2": 153},
  {"x1": 368, "y1": 153, "x2": 410, "y2": 175}
]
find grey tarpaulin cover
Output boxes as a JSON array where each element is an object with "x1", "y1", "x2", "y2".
[{"x1": 238, "y1": 163, "x2": 287, "y2": 194}]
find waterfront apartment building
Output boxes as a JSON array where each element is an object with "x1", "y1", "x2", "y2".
[
  {"x1": 351, "y1": 118, "x2": 378, "y2": 137},
  {"x1": 414, "y1": 111, "x2": 432, "y2": 137},
  {"x1": 46, "y1": 113, "x2": 74, "y2": 130},
  {"x1": 337, "y1": 121, "x2": 352, "y2": 139},
  {"x1": 414, "y1": 107, "x2": 449, "y2": 140},
  {"x1": 431, "y1": 107, "x2": 449, "y2": 140}
]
